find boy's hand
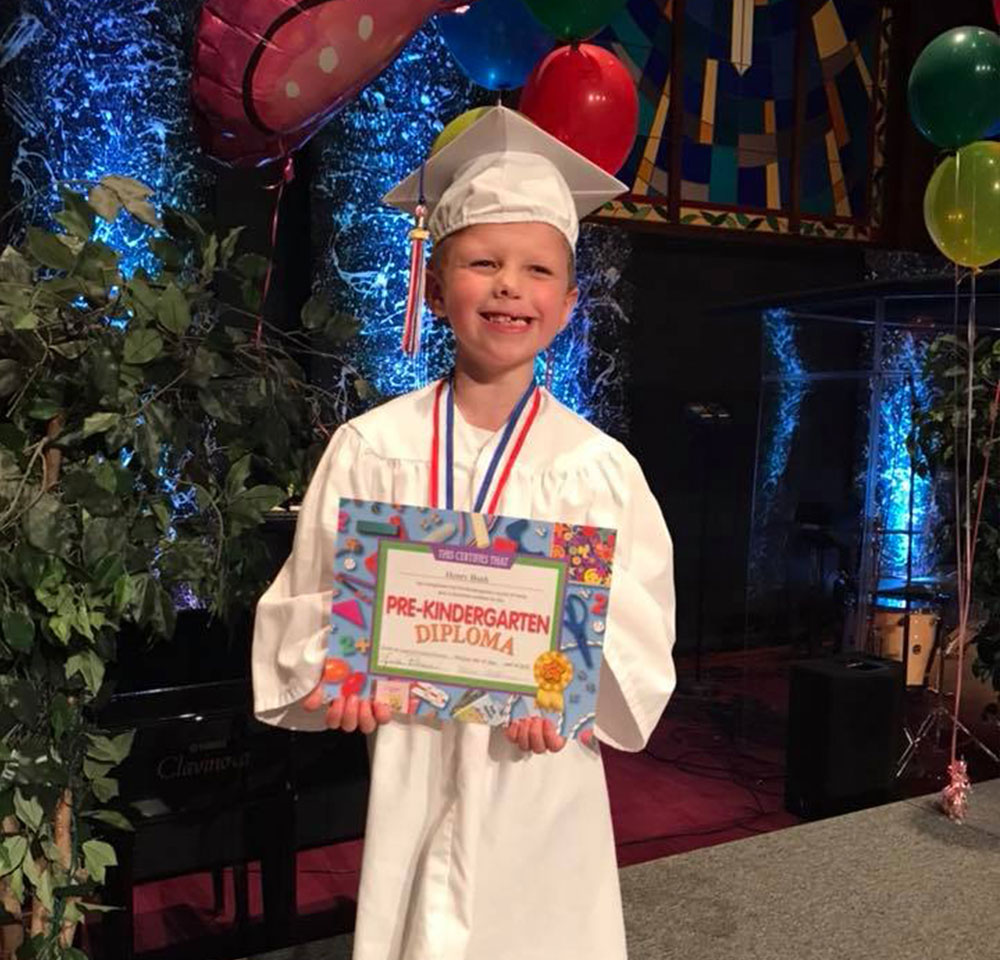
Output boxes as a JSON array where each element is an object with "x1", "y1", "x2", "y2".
[
  {"x1": 505, "y1": 717, "x2": 566, "y2": 753},
  {"x1": 302, "y1": 685, "x2": 392, "y2": 733}
]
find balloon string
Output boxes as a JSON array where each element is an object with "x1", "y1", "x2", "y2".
[
  {"x1": 958, "y1": 152, "x2": 974, "y2": 766},
  {"x1": 254, "y1": 154, "x2": 295, "y2": 347},
  {"x1": 952, "y1": 259, "x2": 964, "y2": 628},
  {"x1": 952, "y1": 272, "x2": 998, "y2": 760}
]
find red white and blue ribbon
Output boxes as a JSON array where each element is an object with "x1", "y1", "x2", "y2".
[{"x1": 429, "y1": 375, "x2": 541, "y2": 513}]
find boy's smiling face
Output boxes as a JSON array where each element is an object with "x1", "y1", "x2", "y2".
[{"x1": 426, "y1": 221, "x2": 578, "y2": 379}]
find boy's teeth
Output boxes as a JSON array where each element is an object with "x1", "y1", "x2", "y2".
[{"x1": 483, "y1": 313, "x2": 528, "y2": 325}]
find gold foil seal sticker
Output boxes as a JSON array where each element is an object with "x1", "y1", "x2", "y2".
[{"x1": 533, "y1": 650, "x2": 573, "y2": 712}]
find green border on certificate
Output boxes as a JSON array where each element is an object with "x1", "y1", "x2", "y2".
[{"x1": 370, "y1": 539, "x2": 567, "y2": 694}]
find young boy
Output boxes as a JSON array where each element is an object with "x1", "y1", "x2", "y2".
[{"x1": 252, "y1": 107, "x2": 676, "y2": 960}]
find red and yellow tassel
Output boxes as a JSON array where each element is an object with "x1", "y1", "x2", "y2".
[{"x1": 402, "y1": 203, "x2": 429, "y2": 356}]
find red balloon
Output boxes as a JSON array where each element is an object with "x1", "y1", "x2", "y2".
[
  {"x1": 995, "y1": 1, "x2": 1000, "y2": 25},
  {"x1": 191, "y1": 0, "x2": 453, "y2": 167},
  {"x1": 519, "y1": 44, "x2": 638, "y2": 175}
]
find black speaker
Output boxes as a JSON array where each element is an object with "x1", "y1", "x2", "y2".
[{"x1": 785, "y1": 654, "x2": 904, "y2": 818}]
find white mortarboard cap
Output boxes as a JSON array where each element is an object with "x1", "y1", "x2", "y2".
[{"x1": 382, "y1": 106, "x2": 626, "y2": 249}]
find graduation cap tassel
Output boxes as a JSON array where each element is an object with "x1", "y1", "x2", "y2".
[{"x1": 402, "y1": 202, "x2": 429, "y2": 357}]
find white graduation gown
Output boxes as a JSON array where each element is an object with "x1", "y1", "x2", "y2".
[{"x1": 252, "y1": 382, "x2": 676, "y2": 960}]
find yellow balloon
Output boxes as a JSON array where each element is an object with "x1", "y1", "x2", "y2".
[
  {"x1": 430, "y1": 107, "x2": 492, "y2": 156},
  {"x1": 924, "y1": 141, "x2": 1000, "y2": 267}
]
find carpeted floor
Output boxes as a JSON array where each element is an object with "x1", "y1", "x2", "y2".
[{"x1": 116, "y1": 646, "x2": 1000, "y2": 954}]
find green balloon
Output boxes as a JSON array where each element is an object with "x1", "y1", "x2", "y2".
[
  {"x1": 522, "y1": 0, "x2": 626, "y2": 42},
  {"x1": 909, "y1": 26, "x2": 1000, "y2": 150},
  {"x1": 924, "y1": 141, "x2": 1000, "y2": 268}
]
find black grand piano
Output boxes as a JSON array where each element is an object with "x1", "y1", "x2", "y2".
[{"x1": 87, "y1": 513, "x2": 369, "y2": 960}]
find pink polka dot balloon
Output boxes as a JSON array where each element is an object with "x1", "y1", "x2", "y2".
[{"x1": 192, "y1": 0, "x2": 465, "y2": 167}]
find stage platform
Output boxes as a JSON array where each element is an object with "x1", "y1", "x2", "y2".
[{"x1": 250, "y1": 778, "x2": 1000, "y2": 960}]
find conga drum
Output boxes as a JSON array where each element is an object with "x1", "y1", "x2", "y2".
[{"x1": 870, "y1": 607, "x2": 939, "y2": 686}]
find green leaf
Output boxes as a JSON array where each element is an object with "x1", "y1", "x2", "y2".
[
  {"x1": 82, "y1": 516, "x2": 127, "y2": 569},
  {"x1": 0, "y1": 836, "x2": 27, "y2": 877},
  {"x1": 198, "y1": 387, "x2": 240, "y2": 424},
  {"x1": 123, "y1": 328, "x2": 163, "y2": 365},
  {"x1": 13, "y1": 789, "x2": 43, "y2": 832},
  {"x1": 82, "y1": 757, "x2": 114, "y2": 781},
  {"x1": 66, "y1": 649, "x2": 105, "y2": 696},
  {"x1": 148, "y1": 237, "x2": 182, "y2": 270},
  {"x1": 0, "y1": 448, "x2": 19, "y2": 503},
  {"x1": 97, "y1": 176, "x2": 158, "y2": 227},
  {"x1": 354, "y1": 378, "x2": 373, "y2": 401},
  {"x1": 99, "y1": 175, "x2": 153, "y2": 204},
  {"x1": 62, "y1": 470, "x2": 118, "y2": 516},
  {"x1": 51, "y1": 339, "x2": 87, "y2": 359},
  {"x1": 82, "y1": 839, "x2": 117, "y2": 884},
  {"x1": 21, "y1": 849, "x2": 40, "y2": 888},
  {"x1": 11, "y1": 309, "x2": 39, "y2": 330},
  {"x1": 89, "y1": 344, "x2": 119, "y2": 396},
  {"x1": 82, "y1": 412, "x2": 120, "y2": 438},
  {"x1": 301, "y1": 293, "x2": 332, "y2": 330},
  {"x1": 200, "y1": 232, "x2": 218, "y2": 279},
  {"x1": 0, "y1": 245, "x2": 33, "y2": 283},
  {"x1": 226, "y1": 454, "x2": 252, "y2": 499},
  {"x1": 55, "y1": 187, "x2": 97, "y2": 241},
  {"x1": 111, "y1": 574, "x2": 133, "y2": 612},
  {"x1": 235, "y1": 253, "x2": 270, "y2": 281},
  {"x1": 34, "y1": 865, "x2": 53, "y2": 912},
  {"x1": 26, "y1": 397, "x2": 61, "y2": 420},
  {"x1": 89, "y1": 185, "x2": 122, "y2": 222},
  {"x1": 50, "y1": 693, "x2": 74, "y2": 741},
  {"x1": 188, "y1": 346, "x2": 228, "y2": 386},
  {"x1": 156, "y1": 282, "x2": 191, "y2": 336},
  {"x1": 23, "y1": 495, "x2": 69, "y2": 554},
  {"x1": 145, "y1": 399, "x2": 174, "y2": 438},
  {"x1": 91, "y1": 777, "x2": 118, "y2": 803},
  {"x1": 0, "y1": 358, "x2": 20, "y2": 398},
  {"x1": 17, "y1": 544, "x2": 50, "y2": 589},
  {"x1": 84, "y1": 809, "x2": 133, "y2": 832},
  {"x1": 93, "y1": 555, "x2": 125, "y2": 592},
  {"x1": 2, "y1": 610, "x2": 35, "y2": 653},
  {"x1": 131, "y1": 575, "x2": 176, "y2": 639},
  {"x1": 7, "y1": 864, "x2": 22, "y2": 901},
  {"x1": 241, "y1": 278, "x2": 262, "y2": 312},
  {"x1": 86, "y1": 731, "x2": 134, "y2": 765},
  {"x1": 218, "y1": 226, "x2": 244, "y2": 268},
  {"x1": 163, "y1": 206, "x2": 206, "y2": 243},
  {"x1": 135, "y1": 421, "x2": 162, "y2": 470},
  {"x1": 157, "y1": 539, "x2": 212, "y2": 581},
  {"x1": 127, "y1": 273, "x2": 159, "y2": 321},
  {"x1": 229, "y1": 484, "x2": 285, "y2": 534},
  {"x1": 322, "y1": 312, "x2": 360, "y2": 343},
  {"x1": 0, "y1": 423, "x2": 26, "y2": 452},
  {"x1": 26, "y1": 226, "x2": 76, "y2": 271},
  {"x1": 151, "y1": 498, "x2": 171, "y2": 533},
  {"x1": 48, "y1": 613, "x2": 72, "y2": 645},
  {"x1": 93, "y1": 459, "x2": 117, "y2": 493}
]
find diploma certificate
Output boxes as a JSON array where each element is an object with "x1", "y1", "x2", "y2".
[{"x1": 324, "y1": 500, "x2": 617, "y2": 741}]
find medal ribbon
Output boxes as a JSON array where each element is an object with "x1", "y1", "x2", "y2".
[{"x1": 429, "y1": 375, "x2": 541, "y2": 512}]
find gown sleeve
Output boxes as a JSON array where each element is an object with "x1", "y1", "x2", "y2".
[
  {"x1": 251, "y1": 423, "x2": 375, "y2": 731},
  {"x1": 594, "y1": 450, "x2": 677, "y2": 752}
]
